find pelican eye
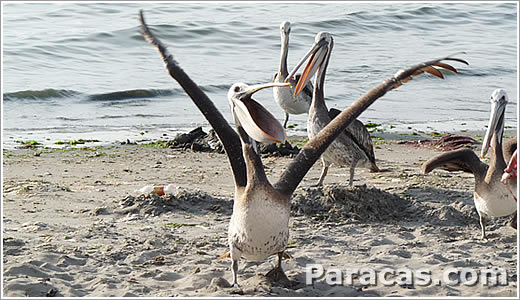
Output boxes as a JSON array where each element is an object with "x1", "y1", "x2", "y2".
[{"x1": 234, "y1": 86, "x2": 241, "y2": 93}]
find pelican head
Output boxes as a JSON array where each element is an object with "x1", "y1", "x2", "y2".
[
  {"x1": 280, "y1": 20, "x2": 291, "y2": 36},
  {"x1": 285, "y1": 31, "x2": 334, "y2": 97},
  {"x1": 481, "y1": 88, "x2": 508, "y2": 158},
  {"x1": 228, "y1": 82, "x2": 289, "y2": 144}
]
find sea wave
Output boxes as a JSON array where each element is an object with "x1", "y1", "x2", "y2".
[
  {"x1": 3, "y1": 89, "x2": 80, "y2": 101},
  {"x1": 87, "y1": 89, "x2": 174, "y2": 101},
  {"x1": 2, "y1": 86, "x2": 231, "y2": 102}
]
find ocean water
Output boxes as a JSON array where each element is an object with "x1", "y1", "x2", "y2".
[{"x1": 2, "y1": 2, "x2": 518, "y2": 149}]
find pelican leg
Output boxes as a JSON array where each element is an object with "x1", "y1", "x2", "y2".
[
  {"x1": 478, "y1": 212, "x2": 487, "y2": 240},
  {"x1": 283, "y1": 113, "x2": 289, "y2": 129},
  {"x1": 348, "y1": 166, "x2": 356, "y2": 187},
  {"x1": 265, "y1": 252, "x2": 290, "y2": 285},
  {"x1": 316, "y1": 160, "x2": 329, "y2": 186},
  {"x1": 229, "y1": 246, "x2": 241, "y2": 288}
]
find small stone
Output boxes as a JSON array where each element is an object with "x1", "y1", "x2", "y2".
[
  {"x1": 191, "y1": 143, "x2": 202, "y2": 152},
  {"x1": 91, "y1": 207, "x2": 108, "y2": 216},
  {"x1": 209, "y1": 277, "x2": 231, "y2": 289},
  {"x1": 46, "y1": 288, "x2": 58, "y2": 297}
]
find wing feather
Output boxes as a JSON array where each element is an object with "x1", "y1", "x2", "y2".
[
  {"x1": 139, "y1": 10, "x2": 247, "y2": 187},
  {"x1": 422, "y1": 148, "x2": 488, "y2": 176}
]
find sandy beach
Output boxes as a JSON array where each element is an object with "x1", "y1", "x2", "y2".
[{"x1": 2, "y1": 131, "x2": 518, "y2": 297}]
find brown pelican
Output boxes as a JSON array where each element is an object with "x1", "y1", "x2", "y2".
[
  {"x1": 422, "y1": 89, "x2": 517, "y2": 239},
  {"x1": 140, "y1": 10, "x2": 466, "y2": 287},
  {"x1": 272, "y1": 21, "x2": 313, "y2": 128},
  {"x1": 286, "y1": 32, "x2": 379, "y2": 186}
]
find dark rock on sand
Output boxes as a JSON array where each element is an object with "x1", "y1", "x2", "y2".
[{"x1": 166, "y1": 127, "x2": 300, "y2": 157}]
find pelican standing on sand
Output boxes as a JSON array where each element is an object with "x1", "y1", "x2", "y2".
[
  {"x1": 272, "y1": 21, "x2": 313, "y2": 128},
  {"x1": 422, "y1": 89, "x2": 517, "y2": 239},
  {"x1": 286, "y1": 32, "x2": 379, "y2": 186},
  {"x1": 140, "y1": 10, "x2": 466, "y2": 287}
]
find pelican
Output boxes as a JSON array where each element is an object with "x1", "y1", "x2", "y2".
[
  {"x1": 140, "y1": 10, "x2": 466, "y2": 287},
  {"x1": 422, "y1": 89, "x2": 517, "y2": 239},
  {"x1": 286, "y1": 32, "x2": 379, "y2": 186},
  {"x1": 272, "y1": 21, "x2": 313, "y2": 128}
]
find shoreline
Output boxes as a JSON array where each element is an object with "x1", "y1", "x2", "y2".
[{"x1": 3, "y1": 124, "x2": 517, "y2": 151}]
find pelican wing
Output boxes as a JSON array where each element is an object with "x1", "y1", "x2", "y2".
[
  {"x1": 329, "y1": 108, "x2": 378, "y2": 168},
  {"x1": 139, "y1": 11, "x2": 247, "y2": 187},
  {"x1": 422, "y1": 148, "x2": 488, "y2": 175},
  {"x1": 275, "y1": 54, "x2": 468, "y2": 196}
]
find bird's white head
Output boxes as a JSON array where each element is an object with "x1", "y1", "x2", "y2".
[
  {"x1": 280, "y1": 20, "x2": 291, "y2": 35},
  {"x1": 315, "y1": 31, "x2": 333, "y2": 44},
  {"x1": 490, "y1": 88, "x2": 508, "y2": 105},
  {"x1": 481, "y1": 88, "x2": 509, "y2": 158}
]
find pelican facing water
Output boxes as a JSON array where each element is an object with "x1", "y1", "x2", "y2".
[
  {"x1": 140, "y1": 10, "x2": 466, "y2": 287},
  {"x1": 272, "y1": 21, "x2": 313, "y2": 128},
  {"x1": 422, "y1": 89, "x2": 517, "y2": 239}
]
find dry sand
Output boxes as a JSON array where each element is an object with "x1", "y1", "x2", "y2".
[{"x1": 2, "y1": 133, "x2": 518, "y2": 297}]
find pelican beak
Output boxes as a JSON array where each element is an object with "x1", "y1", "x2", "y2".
[
  {"x1": 285, "y1": 38, "x2": 328, "y2": 97},
  {"x1": 246, "y1": 82, "x2": 290, "y2": 97},
  {"x1": 232, "y1": 82, "x2": 289, "y2": 144},
  {"x1": 481, "y1": 95, "x2": 507, "y2": 158}
]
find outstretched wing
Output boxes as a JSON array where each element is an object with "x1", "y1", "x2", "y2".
[
  {"x1": 139, "y1": 11, "x2": 247, "y2": 188},
  {"x1": 422, "y1": 148, "x2": 488, "y2": 177},
  {"x1": 275, "y1": 55, "x2": 469, "y2": 196}
]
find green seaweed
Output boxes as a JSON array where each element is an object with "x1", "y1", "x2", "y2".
[
  {"x1": 55, "y1": 139, "x2": 100, "y2": 145},
  {"x1": 139, "y1": 140, "x2": 169, "y2": 149},
  {"x1": 364, "y1": 121, "x2": 381, "y2": 128},
  {"x1": 290, "y1": 137, "x2": 309, "y2": 148},
  {"x1": 16, "y1": 140, "x2": 42, "y2": 149}
]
